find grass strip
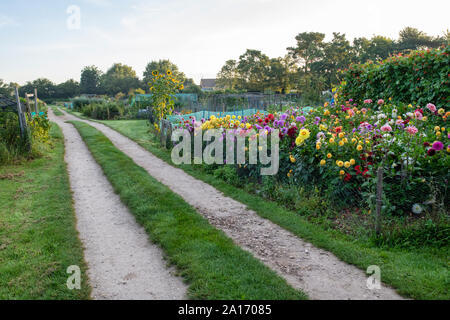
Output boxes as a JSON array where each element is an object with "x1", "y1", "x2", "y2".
[
  {"x1": 98, "y1": 119, "x2": 449, "y2": 300},
  {"x1": 70, "y1": 120, "x2": 306, "y2": 300},
  {"x1": 0, "y1": 124, "x2": 91, "y2": 300}
]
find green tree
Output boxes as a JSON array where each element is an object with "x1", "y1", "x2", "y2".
[
  {"x1": 143, "y1": 60, "x2": 186, "y2": 91},
  {"x1": 237, "y1": 49, "x2": 271, "y2": 92},
  {"x1": 19, "y1": 78, "x2": 56, "y2": 100},
  {"x1": 287, "y1": 32, "x2": 325, "y2": 74},
  {"x1": 267, "y1": 55, "x2": 296, "y2": 93},
  {"x1": 353, "y1": 36, "x2": 396, "y2": 62},
  {"x1": 312, "y1": 33, "x2": 353, "y2": 88},
  {"x1": 55, "y1": 79, "x2": 80, "y2": 99},
  {"x1": 80, "y1": 66, "x2": 102, "y2": 94},
  {"x1": 101, "y1": 63, "x2": 140, "y2": 96},
  {"x1": 217, "y1": 59, "x2": 239, "y2": 90},
  {"x1": 397, "y1": 27, "x2": 443, "y2": 51},
  {"x1": 0, "y1": 79, "x2": 15, "y2": 97}
]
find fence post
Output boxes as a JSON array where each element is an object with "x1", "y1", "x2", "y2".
[
  {"x1": 34, "y1": 88, "x2": 38, "y2": 113},
  {"x1": 14, "y1": 87, "x2": 25, "y2": 138},
  {"x1": 375, "y1": 167, "x2": 384, "y2": 236}
]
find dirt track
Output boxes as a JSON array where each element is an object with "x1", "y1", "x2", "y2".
[
  {"x1": 49, "y1": 109, "x2": 187, "y2": 300},
  {"x1": 56, "y1": 109, "x2": 404, "y2": 300}
]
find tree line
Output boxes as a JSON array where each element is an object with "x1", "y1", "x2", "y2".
[
  {"x1": 1, "y1": 27, "x2": 448, "y2": 103},
  {"x1": 217, "y1": 27, "x2": 449, "y2": 102},
  {"x1": 0, "y1": 60, "x2": 201, "y2": 102}
]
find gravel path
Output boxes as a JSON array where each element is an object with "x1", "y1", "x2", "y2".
[
  {"x1": 58, "y1": 109, "x2": 404, "y2": 300},
  {"x1": 49, "y1": 110, "x2": 187, "y2": 300}
]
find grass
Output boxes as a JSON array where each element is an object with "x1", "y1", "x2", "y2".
[
  {"x1": 50, "y1": 106, "x2": 64, "y2": 116},
  {"x1": 70, "y1": 120, "x2": 306, "y2": 300},
  {"x1": 0, "y1": 124, "x2": 91, "y2": 300},
  {"x1": 96, "y1": 119, "x2": 449, "y2": 300}
]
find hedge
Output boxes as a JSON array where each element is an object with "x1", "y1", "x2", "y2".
[{"x1": 336, "y1": 46, "x2": 450, "y2": 107}]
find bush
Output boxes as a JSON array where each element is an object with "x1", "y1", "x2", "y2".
[
  {"x1": 336, "y1": 46, "x2": 450, "y2": 107},
  {"x1": 72, "y1": 97, "x2": 107, "y2": 110},
  {"x1": 81, "y1": 102, "x2": 125, "y2": 120},
  {"x1": 0, "y1": 111, "x2": 49, "y2": 165}
]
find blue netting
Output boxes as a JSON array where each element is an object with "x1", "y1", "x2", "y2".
[
  {"x1": 167, "y1": 107, "x2": 315, "y2": 125},
  {"x1": 167, "y1": 108, "x2": 269, "y2": 125},
  {"x1": 131, "y1": 94, "x2": 198, "y2": 106}
]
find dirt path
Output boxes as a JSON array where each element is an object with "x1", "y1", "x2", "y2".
[
  {"x1": 49, "y1": 110, "x2": 187, "y2": 300},
  {"x1": 58, "y1": 109, "x2": 404, "y2": 300}
]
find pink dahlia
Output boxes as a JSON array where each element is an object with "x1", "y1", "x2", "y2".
[
  {"x1": 414, "y1": 111, "x2": 423, "y2": 120},
  {"x1": 406, "y1": 126, "x2": 418, "y2": 135},
  {"x1": 426, "y1": 103, "x2": 437, "y2": 113},
  {"x1": 381, "y1": 124, "x2": 393, "y2": 132}
]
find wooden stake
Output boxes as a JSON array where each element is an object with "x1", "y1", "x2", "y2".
[
  {"x1": 34, "y1": 88, "x2": 38, "y2": 113},
  {"x1": 14, "y1": 87, "x2": 25, "y2": 137},
  {"x1": 375, "y1": 167, "x2": 384, "y2": 236}
]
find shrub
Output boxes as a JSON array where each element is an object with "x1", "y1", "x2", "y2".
[
  {"x1": 81, "y1": 102, "x2": 125, "y2": 120},
  {"x1": 336, "y1": 46, "x2": 450, "y2": 107}
]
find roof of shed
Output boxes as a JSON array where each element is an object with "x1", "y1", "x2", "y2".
[{"x1": 200, "y1": 79, "x2": 217, "y2": 88}]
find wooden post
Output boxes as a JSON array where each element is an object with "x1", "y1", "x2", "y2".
[
  {"x1": 375, "y1": 167, "x2": 384, "y2": 236},
  {"x1": 14, "y1": 87, "x2": 25, "y2": 138},
  {"x1": 34, "y1": 88, "x2": 38, "y2": 113},
  {"x1": 25, "y1": 93, "x2": 32, "y2": 117}
]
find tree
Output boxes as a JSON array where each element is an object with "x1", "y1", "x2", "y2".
[
  {"x1": 353, "y1": 36, "x2": 396, "y2": 62},
  {"x1": 267, "y1": 55, "x2": 296, "y2": 93},
  {"x1": 312, "y1": 33, "x2": 353, "y2": 88},
  {"x1": 0, "y1": 79, "x2": 14, "y2": 97},
  {"x1": 55, "y1": 79, "x2": 80, "y2": 99},
  {"x1": 397, "y1": 27, "x2": 442, "y2": 51},
  {"x1": 19, "y1": 78, "x2": 56, "y2": 100},
  {"x1": 100, "y1": 63, "x2": 140, "y2": 96},
  {"x1": 143, "y1": 60, "x2": 186, "y2": 91},
  {"x1": 287, "y1": 32, "x2": 326, "y2": 74},
  {"x1": 237, "y1": 49, "x2": 271, "y2": 92},
  {"x1": 217, "y1": 59, "x2": 239, "y2": 90},
  {"x1": 80, "y1": 65, "x2": 102, "y2": 94}
]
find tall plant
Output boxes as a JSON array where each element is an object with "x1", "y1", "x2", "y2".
[{"x1": 148, "y1": 70, "x2": 184, "y2": 132}]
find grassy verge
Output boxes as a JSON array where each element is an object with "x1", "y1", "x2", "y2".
[
  {"x1": 97, "y1": 119, "x2": 449, "y2": 300},
  {"x1": 70, "y1": 121, "x2": 306, "y2": 300},
  {"x1": 0, "y1": 124, "x2": 91, "y2": 300},
  {"x1": 50, "y1": 106, "x2": 64, "y2": 116}
]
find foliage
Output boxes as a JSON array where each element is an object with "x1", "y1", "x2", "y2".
[
  {"x1": 80, "y1": 65, "x2": 103, "y2": 94},
  {"x1": 72, "y1": 97, "x2": 107, "y2": 110},
  {"x1": 337, "y1": 46, "x2": 450, "y2": 106},
  {"x1": 217, "y1": 27, "x2": 447, "y2": 101},
  {"x1": 0, "y1": 111, "x2": 50, "y2": 164},
  {"x1": 143, "y1": 59, "x2": 186, "y2": 90},
  {"x1": 148, "y1": 70, "x2": 184, "y2": 131},
  {"x1": 100, "y1": 63, "x2": 140, "y2": 96},
  {"x1": 81, "y1": 102, "x2": 125, "y2": 120}
]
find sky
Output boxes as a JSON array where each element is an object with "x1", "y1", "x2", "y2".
[{"x1": 0, "y1": 0, "x2": 449, "y2": 85}]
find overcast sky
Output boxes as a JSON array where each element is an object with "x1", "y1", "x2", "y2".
[{"x1": 0, "y1": 0, "x2": 449, "y2": 85}]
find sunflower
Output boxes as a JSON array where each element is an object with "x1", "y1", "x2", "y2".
[
  {"x1": 167, "y1": 70, "x2": 172, "y2": 76},
  {"x1": 152, "y1": 70, "x2": 158, "y2": 76}
]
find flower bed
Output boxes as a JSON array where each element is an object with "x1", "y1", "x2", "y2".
[{"x1": 175, "y1": 99, "x2": 449, "y2": 218}]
